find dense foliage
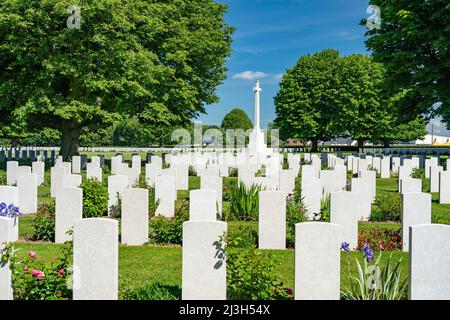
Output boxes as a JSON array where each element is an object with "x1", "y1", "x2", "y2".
[
  {"x1": 81, "y1": 178, "x2": 108, "y2": 218},
  {"x1": 364, "y1": 0, "x2": 450, "y2": 128},
  {"x1": 2, "y1": 243, "x2": 72, "y2": 300},
  {"x1": 32, "y1": 202, "x2": 56, "y2": 242},
  {"x1": 221, "y1": 108, "x2": 253, "y2": 131},
  {"x1": 274, "y1": 50, "x2": 427, "y2": 149},
  {"x1": 148, "y1": 200, "x2": 189, "y2": 245},
  {"x1": 0, "y1": 0, "x2": 234, "y2": 157}
]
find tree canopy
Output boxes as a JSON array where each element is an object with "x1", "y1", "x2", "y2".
[
  {"x1": 364, "y1": 0, "x2": 450, "y2": 128},
  {"x1": 274, "y1": 49, "x2": 343, "y2": 151},
  {"x1": 221, "y1": 108, "x2": 253, "y2": 131},
  {"x1": 274, "y1": 50, "x2": 427, "y2": 149},
  {"x1": 0, "y1": 0, "x2": 234, "y2": 158}
]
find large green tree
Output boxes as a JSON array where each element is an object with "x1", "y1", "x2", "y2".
[
  {"x1": 221, "y1": 108, "x2": 253, "y2": 131},
  {"x1": 364, "y1": 0, "x2": 450, "y2": 127},
  {"x1": 0, "y1": 0, "x2": 234, "y2": 158},
  {"x1": 338, "y1": 54, "x2": 426, "y2": 147},
  {"x1": 274, "y1": 49, "x2": 343, "y2": 151}
]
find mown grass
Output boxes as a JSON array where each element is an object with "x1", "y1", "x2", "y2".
[
  {"x1": 12, "y1": 242, "x2": 408, "y2": 299},
  {"x1": 2, "y1": 153, "x2": 447, "y2": 299}
]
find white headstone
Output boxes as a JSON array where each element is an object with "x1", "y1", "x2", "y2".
[
  {"x1": 51, "y1": 166, "x2": 66, "y2": 197},
  {"x1": 62, "y1": 174, "x2": 82, "y2": 189},
  {"x1": 0, "y1": 186, "x2": 19, "y2": 241},
  {"x1": 17, "y1": 173, "x2": 37, "y2": 214},
  {"x1": 6, "y1": 161, "x2": 18, "y2": 186},
  {"x1": 439, "y1": 171, "x2": 450, "y2": 204},
  {"x1": 351, "y1": 178, "x2": 372, "y2": 220},
  {"x1": 400, "y1": 178, "x2": 422, "y2": 194},
  {"x1": 145, "y1": 163, "x2": 161, "y2": 187},
  {"x1": 32, "y1": 161, "x2": 45, "y2": 186},
  {"x1": 430, "y1": 165, "x2": 443, "y2": 193},
  {"x1": 86, "y1": 163, "x2": 102, "y2": 182},
  {"x1": 108, "y1": 175, "x2": 128, "y2": 215},
  {"x1": 301, "y1": 177, "x2": 321, "y2": 219},
  {"x1": 279, "y1": 169, "x2": 295, "y2": 194},
  {"x1": 0, "y1": 217, "x2": 14, "y2": 300},
  {"x1": 189, "y1": 189, "x2": 217, "y2": 221},
  {"x1": 425, "y1": 158, "x2": 438, "y2": 178},
  {"x1": 201, "y1": 176, "x2": 223, "y2": 215},
  {"x1": 55, "y1": 187, "x2": 83, "y2": 243},
  {"x1": 155, "y1": 175, "x2": 176, "y2": 217},
  {"x1": 174, "y1": 164, "x2": 189, "y2": 190},
  {"x1": 330, "y1": 192, "x2": 359, "y2": 249},
  {"x1": 380, "y1": 157, "x2": 390, "y2": 178},
  {"x1": 72, "y1": 156, "x2": 81, "y2": 174},
  {"x1": 73, "y1": 218, "x2": 118, "y2": 300},
  {"x1": 259, "y1": 191, "x2": 286, "y2": 250},
  {"x1": 295, "y1": 222, "x2": 340, "y2": 300},
  {"x1": 121, "y1": 188, "x2": 149, "y2": 245},
  {"x1": 409, "y1": 224, "x2": 450, "y2": 300},
  {"x1": 401, "y1": 192, "x2": 431, "y2": 252},
  {"x1": 131, "y1": 155, "x2": 141, "y2": 174},
  {"x1": 358, "y1": 170, "x2": 376, "y2": 200},
  {"x1": 182, "y1": 220, "x2": 227, "y2": 300}
]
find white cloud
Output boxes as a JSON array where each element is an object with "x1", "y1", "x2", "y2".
[
  {"x1": 232, "y1": 71, "x2": 269, "y2": 80},
  {"x1": 427, "y1": 117, "x2": 450, "y2": 136},
  {"x1": 232, "y1": 71, "x2": 284, "y2": 81}
]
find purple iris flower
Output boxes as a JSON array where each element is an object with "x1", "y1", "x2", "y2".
[
  {"x1": 340, "y1": 242, "x2": 350, "y2": 253},
  {"x1": 361, "y1": 243, "x2": 374, "y2": 263}
]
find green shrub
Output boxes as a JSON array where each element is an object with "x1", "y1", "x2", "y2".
[
  {"x1": 411, "y1": 168, "x2": 425, "y2": 179},
  {"x1": 226, "y1": 239, "x2": 292, "y2": 300},
  {"x1": 373, "y1": 192, "x2": 401, "y2": 222},
  {"x1": 370, "y1": 210, "x2": 385, "y2": 222},
  {"x1": 227, "y1": 183, "x2": 262, "y2": 221},
  {"x1": 81, "y1": 178, "x2": 108, "y2": 218},
  {"x1": 32, "y1": 202, "x2": 56, "y2": 242},
  {"x1": 286, "y1": 195, "x2": 308, "y2": 248},
  {"x1": 1, "y1": 242, "x2": 72, "y2": 300},
  {"x1": 227, "y1": 223, "x2": 258, "y2": 248},
  {"x1": 0, "y1": 172, "x2": 6, "y2": 185},
  {"x1": 148, "y1": 200, "x2": 189, "y2": 245},
  {"x1": 223, "y1": 178, "x2": 238, "y2": 201},
  {"x1": 123, "y1": 282, "x2": 181, "y2": 300}
]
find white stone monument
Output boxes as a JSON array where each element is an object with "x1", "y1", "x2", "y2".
[
  {"x1": 73, "y1": 218, "x2": 118, "y2": 300},
  {"x1": 295, "y1": 222, "x2": 340, "y2": 300}
]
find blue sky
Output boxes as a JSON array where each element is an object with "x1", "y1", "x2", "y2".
[{"x1": 198, "y1": 0, "x2": 450, "y2": 136}]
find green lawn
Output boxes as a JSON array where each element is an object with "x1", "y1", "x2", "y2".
[
  {"x1": 12, "y1": 242, "x2": 408, "y2": 299},
  {"x1": 2, "y1": 154, "x2": 448, "y2": 299}
]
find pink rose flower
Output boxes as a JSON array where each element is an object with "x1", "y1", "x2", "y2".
[
  {"x1": 58, "y1": 269, "x2": 65, "y2": 276},
  {"x1": 31, "y1": 269, "x2": 39, "y2": 276},
  {"x1": 23, "y1": 266, "x2": 29, "y2": 272},
  {"x1": 36, "y1": 271, "x2": 45, "y2": 280},
  {"x1": 29, "y1": 251, "x2": 36, "y2": 259}
]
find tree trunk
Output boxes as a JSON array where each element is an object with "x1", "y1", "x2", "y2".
[
  {"x1": 357, "y1": 139, "x2": 364, "y2": 152},
  {"x1": 383, "y1": 140, "x2": 390, "y2": 148},
  {"x1": 60, "y1": 124, "x2": 82, "y2": 161},
  {"x1": 311, "y1": 137, "x2": 319, "y2": 152}
]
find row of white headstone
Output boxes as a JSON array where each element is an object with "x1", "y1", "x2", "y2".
[{"x1": 2, "y1": 217, "x2": 449, "y2": 300}]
